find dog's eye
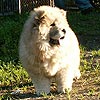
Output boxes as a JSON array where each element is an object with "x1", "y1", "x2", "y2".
[
  {"x1": 32, "y1": 23, "x2": 37, "y2": 27},
  {"x1": 62, "y1": 29, "x2": 66, "y2": 34},
  {"x1": 50, "y1": 23, "x2": 55, "y2": 26}
]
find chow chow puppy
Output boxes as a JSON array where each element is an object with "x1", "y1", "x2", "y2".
[{"x1": 19, "y1": 6, "x2": 81, "y2": 95}]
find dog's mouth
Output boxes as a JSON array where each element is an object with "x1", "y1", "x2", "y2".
[
  {"x1": 49, "y1": 38, "x2": 60, "y2": 46},
  {"x1": 49, "y1": 36, "x2": 64, "y2": 46}
]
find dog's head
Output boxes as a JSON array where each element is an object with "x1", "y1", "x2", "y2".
[{"x1": 30, "y1": 6, "x2": 69, "y2": 47}]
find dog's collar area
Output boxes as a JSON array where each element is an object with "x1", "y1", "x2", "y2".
[{"x1": 49, "y1": 38, "x2": 60, "y2": 46}]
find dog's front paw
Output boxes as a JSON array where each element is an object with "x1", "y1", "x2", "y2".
[{"x1": 74, "y1": 69, "x2": 81, "y2": 79}]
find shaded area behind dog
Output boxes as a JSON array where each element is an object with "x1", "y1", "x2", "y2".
[{"x1": 67, "y1": 11, "x2": 100, "y2": 50}]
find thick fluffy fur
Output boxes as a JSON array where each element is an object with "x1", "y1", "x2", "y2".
[{"x1": 19, "y1": 6, "x2": 81, "y2": 94}]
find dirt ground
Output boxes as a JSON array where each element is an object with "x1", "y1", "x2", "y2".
[
  {"x1": 9, "y1": 71, "x2": 100, "y2": 100},
  {"x1": 7, "y1": 35, "x2": 100, "y2": 100}
]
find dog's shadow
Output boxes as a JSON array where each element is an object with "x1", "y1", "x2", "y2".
[
  {"x1": 11, "y1": 83, "x2": 58, "y2": 99},
  {"x1": 12, "y1": 93, "x2": 38, "y2": 99},
  {"x1": 11, "y1": 90, "x2": 59, "y2": 99}
]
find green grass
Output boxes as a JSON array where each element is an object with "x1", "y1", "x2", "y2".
[
  {"x1": 0, "y1": 14, "x2": 30, "y2": 83},
  {"x1": 0, "y1": 14, "x2": 29, "y2": 61},
  {"x1": 67, "y1": 11, "x2": 100, "y2": 35},
  {"x1": 0, "y1": 11, "x2": 100, "y2": 99}
]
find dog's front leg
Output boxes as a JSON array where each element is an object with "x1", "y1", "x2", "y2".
[
  {"x1": 43, "y1": 63, "x2": 59, "y2": 77},
  {"x1": 31, "y1": 73, "x2": 50, "y2": 95},
  {"x1": 55, "y1": 67, "x2": 74, "y2": 93}
]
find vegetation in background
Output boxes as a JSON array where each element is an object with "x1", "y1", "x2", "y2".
[{"x1": 0, "y1": 10, "x2": 100, "y2": 100}]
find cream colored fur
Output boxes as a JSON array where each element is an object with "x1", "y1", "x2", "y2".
[{"x1": 19, "y1": 6, "x2": 81, "y2": 95}]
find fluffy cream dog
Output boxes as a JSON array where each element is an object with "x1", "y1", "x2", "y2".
[{"x1": 19, "y1": 6, "x2": 81, "y2": 95}]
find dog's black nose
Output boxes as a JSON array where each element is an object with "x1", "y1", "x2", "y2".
[
  {"x1": 62, "y1": 29, "x2": 66, "y2": 34},
  {"x1": 50, "y1": 32, "x2": 65, "y2": 40}
]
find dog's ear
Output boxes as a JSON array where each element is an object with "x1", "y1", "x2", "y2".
[
  {"x1": 31, "y1": 9, "x2": 45, "y2": 20},
  {"x1": 60, "y1": 9, "x2": 66, "y2": 17},
  {"x1": 30, "y1": 10, "x2": 45, "y2": 26}
]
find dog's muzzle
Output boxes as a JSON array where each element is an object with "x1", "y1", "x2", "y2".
[{"x1": 49, "y1": 28, "x2": 66, "y2": 46}]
